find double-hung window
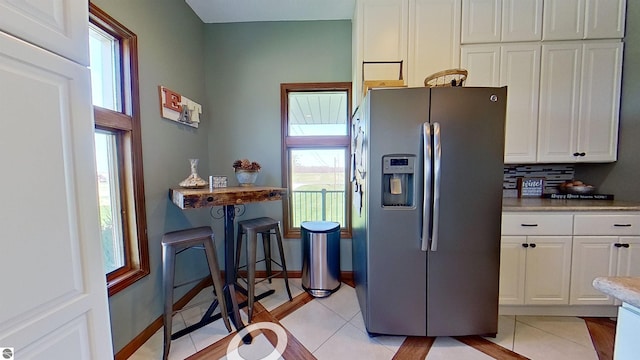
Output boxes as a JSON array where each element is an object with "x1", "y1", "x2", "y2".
[
  {"x1": 280, "y1": 82, "x2": 352, "y2": 238},
  {"x1": 89, "y1": 4, "x2": 149, "y2": 296}
]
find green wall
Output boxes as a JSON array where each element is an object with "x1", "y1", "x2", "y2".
[
  {"x1": 91, "y1": 0, "x2": 212, "y2": 352},
  {"x1": 576, "y1": 2, "x2": 640, "y2": 201},
  {"x1": 202, "y1": 21, "x2": 352, "y2": 272},
  {"x1": 89, "y1": 1, "x2": 351, "y2": 353}
]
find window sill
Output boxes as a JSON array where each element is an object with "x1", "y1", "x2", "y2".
[{"x1": 107, "y1": 268, "x2": 150, "y2": 297}]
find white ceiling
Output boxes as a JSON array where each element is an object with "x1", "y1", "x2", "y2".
[{"x1": 185, "y1": 0, "x2": 356, "y2": 23}]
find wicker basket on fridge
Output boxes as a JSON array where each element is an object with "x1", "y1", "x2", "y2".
[{"x1": 424, "y1": 68, "x2": 468, "y2": 87}]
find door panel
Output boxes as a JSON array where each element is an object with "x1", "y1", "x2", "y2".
[{"x1": 0, "y1": 31, "x2": 113, "y2": 357}]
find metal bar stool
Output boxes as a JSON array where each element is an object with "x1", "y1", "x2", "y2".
[
  {"x1": 235, "y1": 217, "x2": 293, "y2": 321},
  {"x1": 161, "y1": 226, "x2": 231, "y2": 360}
]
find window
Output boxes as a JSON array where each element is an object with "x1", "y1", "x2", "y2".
[
  {"x1": 280, "y1": 83, "x2": 352, "y2": 239},
  {"x1": 89, "y1": 4, "x2": 149, "y2": 296}
]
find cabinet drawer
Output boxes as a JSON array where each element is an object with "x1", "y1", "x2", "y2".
[
  {"x1": 502, "y1": 213, "x2": 573, "y2": 235},
  {"x1": 574, "y1": 214, "x2": 640, "y2": 236}
]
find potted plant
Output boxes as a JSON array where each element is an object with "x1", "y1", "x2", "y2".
[{"x1": 232, "y1": 159, "x2": 261, "y2": 186}]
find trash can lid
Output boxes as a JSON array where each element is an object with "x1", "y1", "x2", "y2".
[{"x1": 301, "y1": 221, "x2": 340, "y2": 233}]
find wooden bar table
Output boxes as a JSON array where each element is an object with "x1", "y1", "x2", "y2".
[{"x1": 169, "y1": 186, "x2": 287, "y2": 336}]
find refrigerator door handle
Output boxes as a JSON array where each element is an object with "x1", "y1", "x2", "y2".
[
  {"x1": 421, "y1": 122, "x2": 432, "y2": 251},
  {"x1": 430, "y1": 122, "x2": 441, "y2": 252}
]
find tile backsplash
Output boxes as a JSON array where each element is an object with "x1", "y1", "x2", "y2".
[{"x1": 503, "y1": 164, "x2": 575, "y2": 198}]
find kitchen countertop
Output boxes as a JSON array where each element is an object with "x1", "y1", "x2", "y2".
[
  {"x1": 593, "y1": 277, "x2": 640, "y2": 308},
  {"x1": 503, "y1": 197, "x2": 640, "y2": 212}
]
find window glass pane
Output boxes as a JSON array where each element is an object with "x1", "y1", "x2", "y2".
[
  {"x1": 95, "y1": 131, "x2": 125, "y2": 274},
  {"x1": 89, "y1": 25, "x2": 120, "y2": 111},
  {"x1": 288, "y1": 91, "x2": 348, "y2": 136},
  {"x1": 290, "y1": 149, "x2": 346, "y2": 227}
]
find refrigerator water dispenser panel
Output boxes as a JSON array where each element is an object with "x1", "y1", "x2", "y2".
[{"x1": 382, "y1": 155, "x2": 415, "y2": 208}]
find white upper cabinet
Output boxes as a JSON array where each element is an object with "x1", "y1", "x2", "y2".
[
  {"x1": 462, "y1": 43, "x2": 540, "y2": 163},
  {"x1": 462, "y1": 0, "x2": 501, "y2": 43},
  {"x1": 0, "y1": 0, "x2": 89, "y2": 65},
  {"x1": 462, "y1": 0, "x2": 542, "y2": 43},
  {"x1": 576, "y1": 41, "x2": 623, "y2": 162},
  {"x1": 361, "y1": 0, "x2": 408, "y2": 81},
  {"x1": 543, "y1": 0, "x2": 585, "y2": 40},
  {"x1": 585, "y1": 0, "x2": 627, "y2": 39},
  {"x1": 538, "y1": 43, "x2": 583, "y2": 163},
  {"x1": 353, "y1": 0, "x2": 461, "y2": 106},
  {"x1": 502, "y1": 0, "x2": 543, "y2": 42},
  {"x1": 408, "y1": 0, "x2": 461, "y2": 87},
  {"x1": 500, "y1": 44, "x2": 541, "y2": 163},
  {"x1": 543, "y1": 0, "x2": 626, "y2": 40},
  {"x1": 538, "y1": 40, "x2": 622, "y2": 163}
]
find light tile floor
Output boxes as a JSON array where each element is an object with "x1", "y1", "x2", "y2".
[{"x1": 128, "y1": 279, "x2": 600, "y2": 360}]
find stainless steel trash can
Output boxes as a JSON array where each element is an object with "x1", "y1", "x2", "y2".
[{"x1": 301, "y1": 221, "x2": 341, "y2": 297}]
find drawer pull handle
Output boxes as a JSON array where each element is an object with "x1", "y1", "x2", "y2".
[
  {"x1": 614, "y1": 224, "x2": 632, "y2": 227},
  {"x1": 622, "y1": 243, "x2": 630, "y2": 248},
  {"x1": 615, "y1": 243, "x2": 622, "y2": 248},
  {"x1": 529, "y1": 243, "x2": 537, "y2": 248},
  {"x1": 522, "y1": 243, "x2": 529, "y2": 248},
  {"x1": 520, "y1": 223, "x2": 538, "y2": 227}
]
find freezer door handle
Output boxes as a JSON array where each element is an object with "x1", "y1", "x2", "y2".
[
  {"x1": 421, "y1": 122, "x2": 432, "y2": 251},
  {"x1": 430, "y1": 122, "x2": 441, "y2": 252}
]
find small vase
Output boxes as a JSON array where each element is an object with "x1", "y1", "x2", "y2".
[
  {"x1": 235, "y1": 169, "x2": 259, "y2": 186},
  {"x1": 179, "y1": 158, "x2": 207, "y2": 188}
]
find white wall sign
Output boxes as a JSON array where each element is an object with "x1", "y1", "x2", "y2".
[{"x1": 159, "y1": 86, "x2": 202, "y2": 128}]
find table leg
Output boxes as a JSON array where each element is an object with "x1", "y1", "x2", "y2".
[{"x1": 223, "y1": 205, "x2": 244, "y2": 330}]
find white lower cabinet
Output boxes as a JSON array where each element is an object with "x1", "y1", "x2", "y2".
[
  {"x1": 570, "y1": 213, "x2": 640, "y2": 305},
  {"x1": 501, "y1": 211, "x2": 640, "y2": 311},
  {"x1": 500, "y1": 213, "x2": 573, "y2": 305},
  {"x1": 500, "y1": 235, "x2": 572, "y2": 305}
]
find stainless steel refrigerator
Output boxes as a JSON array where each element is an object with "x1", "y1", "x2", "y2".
[{"x1": 351, "y1": 86, "x2": 506, "y2": 337}]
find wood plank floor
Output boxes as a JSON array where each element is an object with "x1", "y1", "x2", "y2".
[{"x1": 187, "y1": 282, "x2": 617, "y2": 360}]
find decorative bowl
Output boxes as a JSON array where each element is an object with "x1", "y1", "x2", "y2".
[{"x1": 563, "y1": 185, "x2": 596, "y2": 195}]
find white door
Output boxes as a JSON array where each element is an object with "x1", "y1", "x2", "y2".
[{"x1": 0, "y1": 30, "x2": 113, "y2": 359}]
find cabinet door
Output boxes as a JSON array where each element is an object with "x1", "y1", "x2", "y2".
[
  {"x1": 585, "y1": 0, "x2": 626, "y2": 39},
  {"x1": 537, "y1": 43, "x2": 582, "y2": 163},
  {"x1": 0, "y1": 31, "x2": 113, "y2": 358},
  {"x1": 460, "y1": 44, "x2": 500, "y2": 86},
  {"x1": 524, "y1": 236, "x2": 572, "y2": 305},
  {"x1": 461, "y1": 0, "x2": 501, "y2": 44},
  {"x1": 501, "y1": 43, "x2": 540, "y2": 164},
  {"x1": 577, "y1": 40, "x2": 623, "y2": 162},
  {"x1": 543, "y1": 0, "x2": 586, "y2": 40},
  {"x1": 0, "y1": 0, "x2": 89, "y2": 65},
  {"x1": 501, "y1": 0, "x2": 542, "y2": 42},
  {"x1": 361, "y1": 0, "x2": 409, "y2": 81},
  {"x1": 499, "y1": 236, "x2": 527, "y2": 305},
  {"x1": 570, "y1": 236, "x2": 617, "y2": 305},
  {"x1": 616, "y1": 237, "x2": 640, "y2": 277},
  {"x1": 409, "y1": 0, "x2": 461, "y2": 87}
]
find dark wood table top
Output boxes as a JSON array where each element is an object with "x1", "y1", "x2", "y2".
[{"x1": 169, "y1": 186, "x2": 287, "y2": 209}]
